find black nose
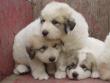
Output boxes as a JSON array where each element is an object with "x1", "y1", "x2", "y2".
[
  {"x1": 49, "y1": 57, "x2": 55, "y2": 62},
  {"x1": 72, "y1": 72, "x2": 78, "y2": 79},
  {"x1": 42, "y1": 30, "x2": 48, "y2": 36}
]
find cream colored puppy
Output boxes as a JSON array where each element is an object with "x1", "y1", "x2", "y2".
[
  {"x1": 13, "y1": 19, "x2": 63, "y2": 80},
  {"x1": 66, "y1": 37, "x2": 105, "y2": 80},
  {"x1": 66, "y1": 34, "x2": 110, "y2": 81},
  {"x1": 40, "y1": 1, "x2": 89, "y2": 49},
  {"x1": 40, "y1": 1, "x2": 89, "y2": 79}
]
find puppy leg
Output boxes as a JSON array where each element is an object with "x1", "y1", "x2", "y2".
[
  {"x1": 55, "y1": 66, "x2": 66, "y2": 79},
  {"x1": 29, "y1": 59, "x2": 49, "y2": 80},
  {"x1": 91, "y1": 71, "x2": 100, "y2": 79},
  {"x1": 86, "y1": 53, "x2": 100, "y2": 79},
  {"x1": 46, "y1": 63, "x2": 56, "y2": 75},
  {"x1": 13, "y1": 64, "x2": 29, "y2": 75},
  {"x1": 55, "y1": 54, "x2": 66, "y2": 79},
  {"x1": 91, "y1": 61, "x2": 100, "y2": 79}
]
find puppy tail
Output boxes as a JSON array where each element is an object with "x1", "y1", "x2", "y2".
[{"x1": 105, "y1": 33, "x2": 110, "y2": 48}]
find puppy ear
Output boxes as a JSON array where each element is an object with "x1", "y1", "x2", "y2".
[
  {"x1": 68, "y1": 19, "x2": 76, "y2": 31},
  {"x1": 64, "y1": 19, "x2": 76, "y2": 33},
  {"x1": 26, "y1": 46, "x2": 36, "y2": 59}
]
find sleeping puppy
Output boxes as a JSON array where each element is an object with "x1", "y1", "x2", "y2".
[
  {"x1": 66, "y1": 37, "x2": 105, "y2": 80},
  {"x1": 66, "y1": 49, "x2": 98, "y2": 80},
  {"x1": 40, "y1": 1, "x2": 89, "y2": 79},
  {"x1": 66, "y1": 35, "x2": 110, "y2": 81}
]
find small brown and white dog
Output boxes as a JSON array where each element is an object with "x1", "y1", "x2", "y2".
[
  {"x1": 13, "y1": 19, "x2": 64, "y2": 80},
  {"x1": 66, "y1": 37, "x2": 105, "y2": 80}
]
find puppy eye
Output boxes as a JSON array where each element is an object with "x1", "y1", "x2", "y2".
[
  {"x1": 66, "y1": 63, "x2": 76, "y2": 70},
  {"x1": 41, "y1": 19, "x2": 45, "y2": 23},
  {"x1": 53, "y1": 43, "x2": 61, "y2": 49},
  {"x1": 52, "y1": 20, "x2": 59, "y2": 25},
  {"x1": 66, "y1": 65, "x2": 73, "y2": 70},
  {"x1": 80, "y1": 64, "x2": 88, "y2": 71},
  {"x1": 71, "y1": 63, "x2": 76, "y2": 67},
  {"x1": 39, "y1": 46, "x2": 48, "y2": 52},
  {"x1": 53, "y1": 44, "x2": 58, "y2": 48}
]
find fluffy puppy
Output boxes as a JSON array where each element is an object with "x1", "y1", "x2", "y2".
[
  {"x1": 13, "y1": 18, "x2": 63, "y2": 80},
  {"x1": 28, "y1": 37, "x2": 66, "y2": 79},
  {"x1": 66, "y1": 35, "x2": 110, "y2": 81},
  {"x1": 66, "y1": 37, "x2": 105, "y2": 80},
  {"x1": 40, "y1": 1, "x2": 89, "y2": 49},
  {"x1": 98, "y1": 33, "x2": 110, "y2": 80},
  {"x1": 39, "y1": 1, "x2": 89, "y2": 78},
  {"x1": 66, "y1": 49, "x2": 98, "y2": 80}
]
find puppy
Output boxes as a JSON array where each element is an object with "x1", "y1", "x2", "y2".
[
  {"x1": 39, "y1": 1, "x2": 89, "y2": 79},
  {"x1": 28, "y1": 37, "x2": 65, "y2": 79},
  {"x1": 66, "y1": 49, "x2": 98, "y2": 80},
  {"x1": 13, "y1": 18, "x2": 63, "y2": 80},
  {"x1": 66, "y1": 37, "x2": 105, "y2": 80},
  {"x1": 13, "y1": 35, "x2": 63, "y2": 80},
  {"x1": 40, "y1": 1, "x2": 89, "y2": 49}
]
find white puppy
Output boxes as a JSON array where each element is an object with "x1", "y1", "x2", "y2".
[
  {"x1": 13, "y1": 19, "x2": 63, "y2": 80},
  {"x1": 66, "y1": 34, "x2": 110, "y2": 81},
  {"x1": 40, "y1": 1, "x2": 89, "y2": 79},
  {"x1": 66, "y1": 37, "x2": 105, "y2": 80}
]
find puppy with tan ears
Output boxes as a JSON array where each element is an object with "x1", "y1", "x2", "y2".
[
  {"x1": 66, "y1": 49, "x2": 99, "y2": 80},
  {"x1": 66, "y1": 37, "x2": 105, "y2": 80},
  {"x1": 13, "y1": 18, "x2": 64, "y2": 80},
  {"x1": 39, "y1": 1, "x2": 89, "y2": 79}
]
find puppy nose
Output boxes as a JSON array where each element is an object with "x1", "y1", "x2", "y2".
[
  {"x1": 72, "y1": 72, "x2": 78, "y2": 79},
  {"x1": 42, "y1": 30, "x2": 48, "y2": 36},
  {"x1": 49, "y1": 57, "x2": 55, "y2": 62}
]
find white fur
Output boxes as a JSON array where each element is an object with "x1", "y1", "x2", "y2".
[
  {"x1": 13, "y1": 19, "x2": 48, "y2": 80},
  {"x1": 98, "y1": 33, "x2": 110, "y2": 80},
  {"x1": 13, "y1": 19, "x2": 42, "y2": 64}
]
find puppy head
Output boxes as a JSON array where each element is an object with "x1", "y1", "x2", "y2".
[
  {"x1": 40, "y1": 1, "x2": 76, "y2": 40},
  {"x1": 26, "y1": 36, "x2": 64, "y2": 63},
  {"x1": 66, "y1": 50, "x2": 96, "y2": 80}
]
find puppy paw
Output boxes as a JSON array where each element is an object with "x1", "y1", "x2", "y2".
[
  {"x1": 55, "y1": 71, "x2": 66, "y2": 79},
  {"x1": 32, "y1": 72, "x2": 49, "y2": 80},
  {"x1": 14, "y1": 64, "x2": 29, "y2": 75},
  {"x1": 91, "y1": 71, "x2": 100, "y2": 79}
]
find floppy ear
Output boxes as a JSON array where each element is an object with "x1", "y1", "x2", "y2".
[
  {"x1": 64, "y1": 19, "x2": 76, "y2": 33},
  {"x1": 26, "y1": 46, "x2": 36, "y2": 59},
  {"x1": 68, "y1": 19, "x2": 76, "y2": 31}
]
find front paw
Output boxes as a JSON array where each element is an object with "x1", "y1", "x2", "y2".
[
  {"x1": 14, "y1": 65, "x2": 29, "y2": 75},
  {"x1": 32, "y1": 72, "x2": 49, "y2": 80},
  {"x1": 55, "y1": 71, "x2": 66, "y2": 79},
  {"x1": 91, "y1": 71, "x2": 100, "y2": 79}
]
